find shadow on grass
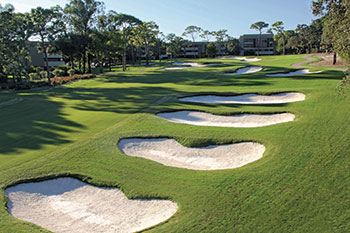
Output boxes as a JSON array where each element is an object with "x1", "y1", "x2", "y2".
[
  {"x1": 0, "y1": 95, "x2": 85, "y2": 154},
  {"x1": 0, "y1": 85, "x2": 179, "y2": 154},
  {"x1": 0, "y1": 64, "x2": 342, "y2": 155}
]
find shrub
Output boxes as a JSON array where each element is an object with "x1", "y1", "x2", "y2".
[
  {"x1": 29, "y1": 73, "x2": 40, "y2": 81},
  {"x1": 51, "y1": 74, "x2": 97, "y2": 86},
  {"x1": 68, "y1": 69, "x2": 75, "y2": 77},
  {"x1": 40, "y1": 71, "x2": 47, "y2": 79},
  {"x1": 206, "y1": 42, "x2": 218, "y2": 58},
  {"x1": 52, "y1": 68, "x2": 65, "y2": 77}
]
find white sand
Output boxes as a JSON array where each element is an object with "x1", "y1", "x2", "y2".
[
  {"x1": 266, "y1": 69, "x2": 322, "y2": 77},
  {"x1": 6, "y1": 178, "x2": 178, "y2": 233},
  {"x1": 218, "y1": 57, "x2": 261, "y2": 62},
  {"x1": 157, "y1": 111, "x2": 295, "y2": 128},
  {"x1": 163, "y1": 62, "x2": 211, "y2": 70},
  {"x1": 244, "y1": 58, "x2": 262, "y2": 62},
  {"x1": 119, "y1": 138, "x2": 265, "y2": 170},
  {"x1": 179, "y1": 92, "x2": 306, "y2": 105},
  {"x1": 172, "y1": 62, "x2": 207, "y2": 67},
  {"x1": 163, "y1": 66, "x2": 188, "y2": 70},
  {"x1": 225, "y1": 66, "x2": 263, "y2": 75}
]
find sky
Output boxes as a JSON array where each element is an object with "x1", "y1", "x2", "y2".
[{"x1": 2, "y1": 0, "x2": 317, "y2": 40}]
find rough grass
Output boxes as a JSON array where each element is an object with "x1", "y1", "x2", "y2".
[{"x1": 0, "y1": 55, "x2": 349, "y2": 232}]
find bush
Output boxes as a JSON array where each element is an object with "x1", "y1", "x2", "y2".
[
  {"x1": 40, "y1": 71, "x2": 47, "y2": 79},
  {"x1": 206, "y1": 42, "x2": 218, "y2": 58},
  {"x1": 51, "y1": 74, "x2": 97, "y2": 85},
  {"x1": 68, "y1": 69, "x2": 75, "y2": 77},
  {"x1": 29, "y1": 73, "x2": 40, "y2": 81},
  {"x1": 52, "y1": 68, "x2": 66, "y2": 77}
]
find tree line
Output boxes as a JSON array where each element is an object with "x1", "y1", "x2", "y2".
[
  {"x1": 1, "y1": 0, "x2": 348, "y2": 87},
  {"x1": 254, "y1": 0, "x2": 350, "y2": 64},
  {"x1": 0, "y1": 0, "x2": 241, "y2": 86}
]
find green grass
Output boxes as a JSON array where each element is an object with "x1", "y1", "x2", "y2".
[{"x1": 1, "y1": 55, "x2": 349, "y2": 232}]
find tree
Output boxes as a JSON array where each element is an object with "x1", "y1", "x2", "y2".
[
  {"x1": 225, "y1": 37, "x2": 241, "y2": 55},
  {"x1": 274, "y1": 30, "x2": 295, "y2": 54},
  {"x1": 182, "y1": 25, "x2": 202, "y2": 42},
  {"x1": 53, "y1": 32, "x2": 85, "y2": 71},
  {"x1": 182, "y1": 25, "x2": 202, "y2": 59},
  {"x1": 291, "y1": 23, "x2": 323, "y2": 54},
  {"x1": 312, "y1": 0, "x2": 350, "y2": 65},
  {"x1": 286, "y1": 34, "x2": 304, "y2": 54},
  {"x1": 94, "y1": 14, "x2": 123, "y2": 71},
  {"x1": 64, "y1": 0, "x2": 104, "y2": 74},
  {"x1": 250, "y1": 21, "x2": 269, "y2": 56},
  {"x1": 213, "y1": 29, "x2": 228, "y2": 55},
  {"x1": 107, "y1": 12, "x2": 141, "y2": 71},
  {"x1": 30, "y1": 6, "x2": 63, "y2": 84},
  {"x1": 133, "y1": 21, "x2": 159, "y2": 65},
  {"x1": 166, "y1": 33, "x2": 185, "y2": 59},
  {"x1": 154, "y1": 32, "x2": 165, "y2": 63},
  {"x1": 0, "y1": 4, "x2": 32, "y2": 82},
  {"x1": 199, "y1": 30, "x2": 214, "y2": 42},
  {"x1": 270, "y1": 21, "x2": 286, "y2": 55},
  {"x1": 206, "y1": 42, "x2": 217, "y2": 58}
]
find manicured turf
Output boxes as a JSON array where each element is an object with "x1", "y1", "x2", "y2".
[{"x1": 0, "y1": 55, "x2": 349, "y2": 232}]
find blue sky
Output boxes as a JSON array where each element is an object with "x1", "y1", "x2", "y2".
[{"x1": 4, "y1": 0, "x2": 317, "y2": 39}]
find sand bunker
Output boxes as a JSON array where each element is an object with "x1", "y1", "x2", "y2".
[
  {"x1": 225, "y1": 66, "x2": 263, "y2": 75},
  {"x1": 163, "y1": 62, "x2": 211, "y2": 70},
  {"x1": 179, "y1": 92, "x2": 306, "y2": 105},
  {"x1": 119, "y1": 138, "x2": 265, "y2": 170},
  {"x1": 266, "y1": 69, "x2": 322, "y2": 77},
  {"x1": 219, "y1": 57, "x2": 261, "y2": 62},
  {"x1": 244, "y1": 58, "x2": 261, "y2": 62},
  {"x1": 157, "y1": 111, "x2": 295, "y2": 128},
  {"x1": 163, "y1": 66, "x2": 188, "y2": 70},
  {"x1": 6, "y1": 178, "x2": 178, "y2": 233}
]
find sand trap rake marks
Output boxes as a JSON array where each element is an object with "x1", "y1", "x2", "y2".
[{"x1": 6, "y1": 177, "x2": 178, "y2": 233}]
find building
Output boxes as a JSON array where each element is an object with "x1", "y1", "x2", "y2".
[
  {"x1": 183, "y1": 42, "x2": 228, "y2": 58},
  {"x1": 137, "y1": 41, "x2": 228, "y2": 59},
  {"x1": 239, "y1": 34, "x2": 275, "y2": 56},
  {"x1": 26, "y1": 42, "x2": 65, "y2": 67},
  {"x1": 183, "y1": 42, "x2": 207, "y2": 58}
]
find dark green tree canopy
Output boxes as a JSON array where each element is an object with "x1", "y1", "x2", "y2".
[
  {"x1": 312, "y1": 0, "x2": 350, "y2": 63},
  {"x1": 250, "y1": 21, "x2": 269, "y2": 33},
  {"x1": 64, "y1": 0, "x2": 104, "y2": 34}
]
